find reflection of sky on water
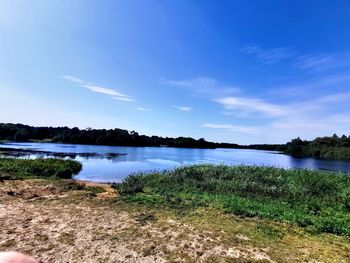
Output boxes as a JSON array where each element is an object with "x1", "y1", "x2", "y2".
[{"x1": 2, "y1": 142, "x2": 350, "y2": 183}]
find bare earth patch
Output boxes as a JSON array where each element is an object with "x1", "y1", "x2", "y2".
[{"x1": 0, "y1": 180, "x2": 349, "y2": 263}]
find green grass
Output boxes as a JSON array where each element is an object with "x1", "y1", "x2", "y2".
[
  {"x1": 0, "y1": 158, "x2": 82, "y2": 179},
  {"x1": 115, "y1": 165, "x2": 350, "y2": 236}
]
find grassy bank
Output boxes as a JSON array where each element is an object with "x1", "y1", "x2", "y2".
[
  {"x1": 0, "y1": 158, "x2": 82, "y2": 180},
  {"x1": 2, "y1": 179, "x2": 350, "y2": 262},
  {"x1": 1, "y1": 160, "x2": 350, "y2": 262},
  {"x1": 116, "y1": 165, "x2": 350, "y2": 236}
]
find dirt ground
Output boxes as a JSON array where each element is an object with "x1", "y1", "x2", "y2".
[{"x1": 0, "y1": 179, "x2": 350, "y2": 263}]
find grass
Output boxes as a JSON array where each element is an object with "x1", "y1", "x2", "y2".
[
  {"x1": 1, "y1": 168, "x2": 350, "y2": 262},
  {"x1": 115, "y1": 165, "x2": 350, "y2": 236},
  {"x1": 0, "y1": 158, "x2": 82, "y2": 179}
]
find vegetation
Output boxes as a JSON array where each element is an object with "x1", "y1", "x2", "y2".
[
  {"x1": 0, "y1": 158, "x2": 82, "y2": 179},
  {"x1": 3, "y1": 123, "x2": 350, "y2": 159},
  {"x1": 1, "y1": 159, "x2": 349, "y2": 261},
  {"x1": 286, "y1": 134, "x2": 350, "y2": 160},
  {"x1": 3, "y1": 179, "x2": 350, "y2": 263},
  {"x1": 116, "y1": 165, "x2": 350, "y2": 236},
  {"x1": 0, "y1": 123, "x2": 284, "y2": 150}
]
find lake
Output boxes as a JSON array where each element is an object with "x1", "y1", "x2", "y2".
[{"x1": 1, "y1": 142, "x2": 350, "y2": 182}]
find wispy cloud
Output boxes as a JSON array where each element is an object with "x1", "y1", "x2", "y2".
[
  {"x1": 241, "y1": 45, "x2": 293, "y2": 64},
  {"x1": 203, "y1": 115, "x2": 350, "y2": 143},
  {"x1": 312, "y1": 91, "x2": 350, "y2": 104},
  {"x1": 61, "y1": 75, "x2": 83, "y2": 84},
  {"x1": 206, "y1": 90, "x2": 350, "y2": 142},
  {"x1": 62, "y1": 75, "x2": 135, "y2": 102},
  {"x1": 162, "y1": 77, "x2": 239, "y2": 97},
  {"x1": 216, "y1": 90, "x2": 350, "y2": 119},
  {"x1": 242, "y1": 45, "x2": 350, "y2": 72},
  {"x1": 294, "y1": 53, "x2": 350, "y2": 71},
  {"x1": 267, "y1": 73, "x2": 350, "y2": 100},
  {"x1": 83, "y1": 85, "x2": 130, "y2": 98},
  {"x1": 111, "y1": 97, "x2": 135, "y2": 102},
  {"x1": 172, "y1": 105, "x2": 193, "y2": 112},
  {"x1": 136, "y1": 107, "x2": 151, "y2": 111},
  {"x1": 215, "y1": 97, "x2": 287, "y2": 117},
  {"x1": 203, "y1": 123, "x2": 260, "y2": 135}
]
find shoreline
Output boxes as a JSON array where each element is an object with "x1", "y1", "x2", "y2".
[
  {"x1": 1, "y1": 157, "x2": 350, "y2": 262},
  {"x1": 1, "y1": 176, "x2": 349, "y2": 262}
]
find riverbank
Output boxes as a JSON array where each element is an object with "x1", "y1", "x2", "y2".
[
  {"x1": 116, "y1": 165, "x2": 350, "y2": 236},
  {"x1": 1, "y1": 159, "x2": 350, "y2": 262},
  {"x1": 1, "y1": 178, "x2": 350, "y2": 262}
]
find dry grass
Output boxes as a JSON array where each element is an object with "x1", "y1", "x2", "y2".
[{"x1": 0, "y1": 179, "x2": 349, "y2": 262}]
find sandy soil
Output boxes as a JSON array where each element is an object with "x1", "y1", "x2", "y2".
[
  {"x1": 0, "y1": 180, "x2": 272, "y2": 263},
  {"x1": 0, "y1": 179, "x2": 349, "y2": 263}
]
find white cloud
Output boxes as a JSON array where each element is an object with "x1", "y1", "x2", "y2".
[
  {"x1": 216, "y1": 91, "x2": 350, "y2": 119},
  {"x1": 83, "y1": 85, "x2": 130, "y2": 97},
  {"x1": 162, "y1": 77, "x2": 239, "y2": 96},
  {"x1": 136, "y1": 107, "x2": 151, "y2": 111},
  {"x1": 61, "y1": 75, "x2": 134, "y2": 102},
  {"x1": 203, "y1": 123, "x2": 260, "y2": 135},
  {"x1": 204, "y1": 116, "x2": 350, "y2": 144},
  {"x1": 207, "y1": 90, "x2": 350, "y2": 143},
  {"x1": 172, "y1": 105, "x2": 193, "y2": 112},
  {"x1": 268, "y1": 115, "x2": 350, "y2": 139},
  {"x1": 215, "y1": 97, "x2": 287, "y2": 117},
  {"x1": 111, "y1": 96, "x2": 136, "y2": 102},
  {"x1": 61, "y1": 75, "x2": 84, "y2": 84}
]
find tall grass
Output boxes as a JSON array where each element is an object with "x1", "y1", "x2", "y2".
[
  {"x1": 0, "y1": 158, "x2": 82, "y2": 179},
  {"x1": 115, "y1": 165, "x2": 350, "y2": 236}
]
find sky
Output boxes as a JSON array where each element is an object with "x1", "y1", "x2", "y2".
[{"x1": 1, "y1": 0, "x2": 350, "y2": 144}]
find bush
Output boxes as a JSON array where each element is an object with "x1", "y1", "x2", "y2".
[{"x1": 117, "y1": 174, "x2": 146, "y2": 194}]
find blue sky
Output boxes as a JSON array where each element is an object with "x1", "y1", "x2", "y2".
[{"x1": 1, "y1": 0, "x2": 350, "y2": 144}]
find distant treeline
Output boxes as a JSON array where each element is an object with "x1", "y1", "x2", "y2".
[
  {"x1": 0, "y1": 123, "x2": 283, "y2": 150},
  {"x1": 4, "y1": 124, "x2": 350, "y2": 158},
  {"x1": 285, "y1": 134, "x2": 350, "y2": 160}
]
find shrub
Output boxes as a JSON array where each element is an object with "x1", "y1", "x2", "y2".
[{"x1": 117, "y1": 174, "x2": 146, "y2": 194}]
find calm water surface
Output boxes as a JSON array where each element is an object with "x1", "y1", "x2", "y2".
[{"x1": 2, "y1": 142, "x2": 350, "y2": 182}]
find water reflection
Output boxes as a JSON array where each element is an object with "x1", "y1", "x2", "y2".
[{"x1": 1, "y1": 142, "x2": 350, "y2": 183}]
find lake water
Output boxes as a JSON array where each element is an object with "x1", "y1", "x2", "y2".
[{"x1": 1, "y1": 142, "x2": 350, "y2": 182}]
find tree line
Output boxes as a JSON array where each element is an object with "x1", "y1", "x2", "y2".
[
  {"x1": 0, "y1": 123, "x2": 284, "y2": 150},
  {"x1": 3, "y1": 123, "x2": 350, "y2": 159},
  {"x1": 285, "y1": 134, "x2": 350, "y2": 160}
]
